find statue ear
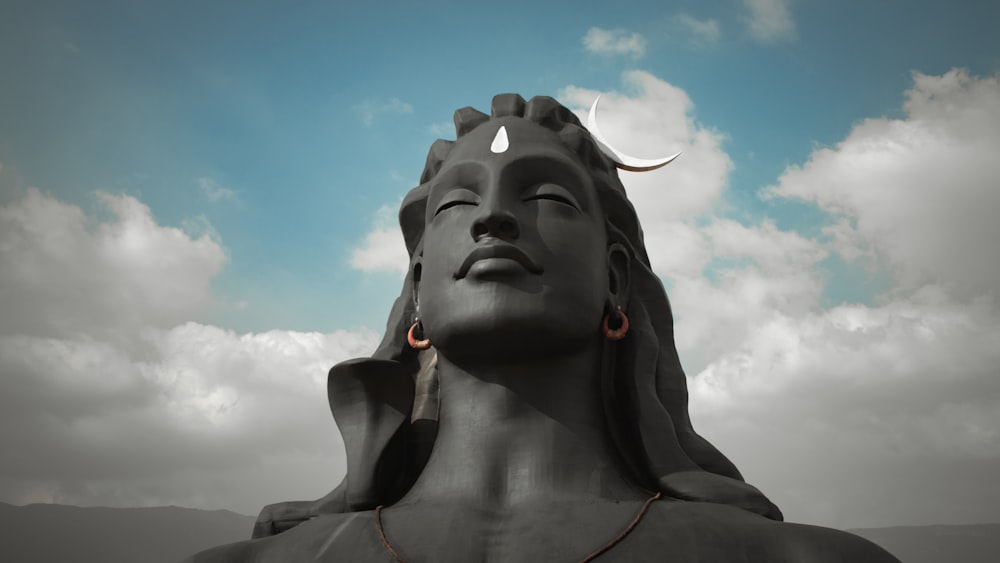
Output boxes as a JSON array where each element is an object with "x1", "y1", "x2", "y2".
[
  {"x1": 606, "y1": 242, "x2": 630, "y2": 307},
  {"x1": 411, "y1": 260, "x2": 422, "y2": 309}
]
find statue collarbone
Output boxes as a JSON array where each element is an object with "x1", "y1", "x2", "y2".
[
  {"x1": 189, "y1": 94, "x2": 898, "y2": 563},
  {"x1": 195, "y1": 499, "x2": 895, "y2": 563}
]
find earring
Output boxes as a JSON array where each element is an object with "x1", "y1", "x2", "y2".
[
  {"x1": 602, "y1": 306, "x2": 629, "y2": 341},
  {"x1": 407, "y1": 318, "x2": 431, "y2": 350}
]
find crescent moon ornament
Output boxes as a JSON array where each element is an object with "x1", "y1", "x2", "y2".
[{"x1": 587, "y1": 95, "x2": 681, "y2": 172}]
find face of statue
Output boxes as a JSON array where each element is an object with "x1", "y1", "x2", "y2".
[{"x1": 416, "y1": 118, "x2": 620, "y2": 362}]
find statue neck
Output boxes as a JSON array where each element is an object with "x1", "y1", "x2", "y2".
[{"x1": 395, "y1": 344, "x2": 647, "y2": 509}]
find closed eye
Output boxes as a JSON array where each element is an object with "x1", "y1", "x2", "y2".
[
  {"x1": 434, "y1": 187, "x2": 480, "y2": 216},
  {"x1": 524, "y1": 193, "x2": 575, "y2": 206},
  {"x1": 522, "y1": 183, "x2": 581, "y2": 211},
  {"x1": 435, "y1": 199, "x2": 476, "y2": 215}
]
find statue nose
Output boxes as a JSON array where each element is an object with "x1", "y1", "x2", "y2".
[{"x1": 471, "y1": 209, "x2": 519, "y2": 241}]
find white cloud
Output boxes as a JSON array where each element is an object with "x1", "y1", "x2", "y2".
[
  {"x1": 743, "y1": 0, "x2": 796, "y2": 43},
  {"x1": 0, "y1": 188, "x2": 226, "y2": 340},
  {"x1": 683, "y1": 69, "x2": 1000, "y2": 528},
  {"x1": 349, "y1": 204, "x2": 408, "y2": 274},
  {"x1": 0, "y1": 323, "x2": 379, "y2": 513},
  {"x1": 669, "y1": 219, "x2": 827, "y2": 373},
  {"x1": 197, "y1": 177, "x2": 238, "y2": 203},
  {"x1": 0, "y1": 189, "x2": 379, "y2": 514},
  {"x1": 582, "y1": 27, "x2": 647, "y2": 58},
  {"x1": 674, "y1": 14, "x2": 721, "y2": 47},
  {"x1": 767, "y1": 69, "x2": 1000, "y2": 300},
  {"x1": 689, "y1": 292, "x2": 1000, "y2": 528},
  {"x1": 354, "y1": 97, "x2": 413, "y2": 126}
]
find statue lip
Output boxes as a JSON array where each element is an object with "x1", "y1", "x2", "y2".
[{"x1": 454, "y1": 241, "x2": 543, "y2": 279}]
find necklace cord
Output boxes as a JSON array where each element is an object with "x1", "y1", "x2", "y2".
[
  {"x1": 374, "y1": 492, "x2": 662, "y2": 563},
  {"x1": 579, "y1": 491, "x2": 662, "y2": 563},
  {"x1": 375, "y1": 505, "x2": 408, "y2": 563}
]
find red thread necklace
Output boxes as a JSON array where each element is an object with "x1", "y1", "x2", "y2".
[{"x1": 374, "y1": 491, "x2": 662, "y2": 563}]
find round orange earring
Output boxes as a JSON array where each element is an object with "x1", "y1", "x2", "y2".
[
  {"x1": 602, "y1": 306, "x2": 629, "y2": 341},
  {"x1": 407, "y1": 320, "x2": 431, "y2": 350}
]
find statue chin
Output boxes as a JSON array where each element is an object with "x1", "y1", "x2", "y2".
[
  {"x1": 426, "y1": 310, "x2": 601, "y2": 365},
  {"x1": 420, "y1": 281, "x2": 607, "y2": 364}
]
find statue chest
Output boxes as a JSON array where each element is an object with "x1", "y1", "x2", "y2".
[
  {"x1": 262, "y1": 500, "x2": 788, "y2": 563},
  {"x1": 249, "y1": 500, "x2": 887, "y2": 563}
]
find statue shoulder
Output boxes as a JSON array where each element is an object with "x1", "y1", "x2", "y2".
[
  {"x1": 181, "y1": 511, "x2": 385, "y2": 563},
  {"x1": 181, "y1": 539, "x2": 254, "y2": 563},
  {"x1": 628, "y1": 501, "x2": 900, "y2": 563},
  {"x1": 777, "y1": 521, "x2": 901, "y2": 562}
]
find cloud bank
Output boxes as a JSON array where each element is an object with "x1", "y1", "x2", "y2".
[
  {"x1": 687, "y1": 69, "x2": 1000, "y2": 528},
  {"x1": 0, "y1": 189, "x2": 378, "y2": 514}
]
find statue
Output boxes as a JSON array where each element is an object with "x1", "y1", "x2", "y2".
[{"x1": 186, "y1": 95, "x2": 899, "y2": 562}]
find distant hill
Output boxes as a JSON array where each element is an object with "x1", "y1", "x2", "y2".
[
  {"x1": 1, "y1": 501, "x2": 998, "y2": 562},
  {"x1": 0, "y1": 502, "x2": 255, "y2": 563},
  {"x1": 850, "y1": 523, "x2": 1000, "y2": 563}
]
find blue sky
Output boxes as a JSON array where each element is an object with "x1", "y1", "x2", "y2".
[
  {"x1": 2, "y1": 0, "x2": 1000, "y2": 530},
  {"x1": 5, "y1": 0, "x2": 996, "y2": 332}
]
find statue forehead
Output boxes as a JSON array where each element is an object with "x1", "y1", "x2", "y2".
[{"x1": 441, "y1": 116, "x2": 582, "y2": 167}]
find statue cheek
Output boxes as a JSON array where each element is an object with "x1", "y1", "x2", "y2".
[{"x1": 420, "y1": 230, "x2": 465, "y2": 277}]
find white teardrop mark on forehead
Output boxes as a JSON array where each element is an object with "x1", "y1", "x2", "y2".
[{"x1": 490, "y1": 126, "x2": 509, "y2": 153}]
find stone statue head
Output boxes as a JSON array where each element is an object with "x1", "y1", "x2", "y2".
[{"x1": 328, "y1": 94, "x2": 781, "y2": 520}]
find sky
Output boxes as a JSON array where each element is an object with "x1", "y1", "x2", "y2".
[{"x1": 1, "y1": 0, "x2": 999, "y2": 531}]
